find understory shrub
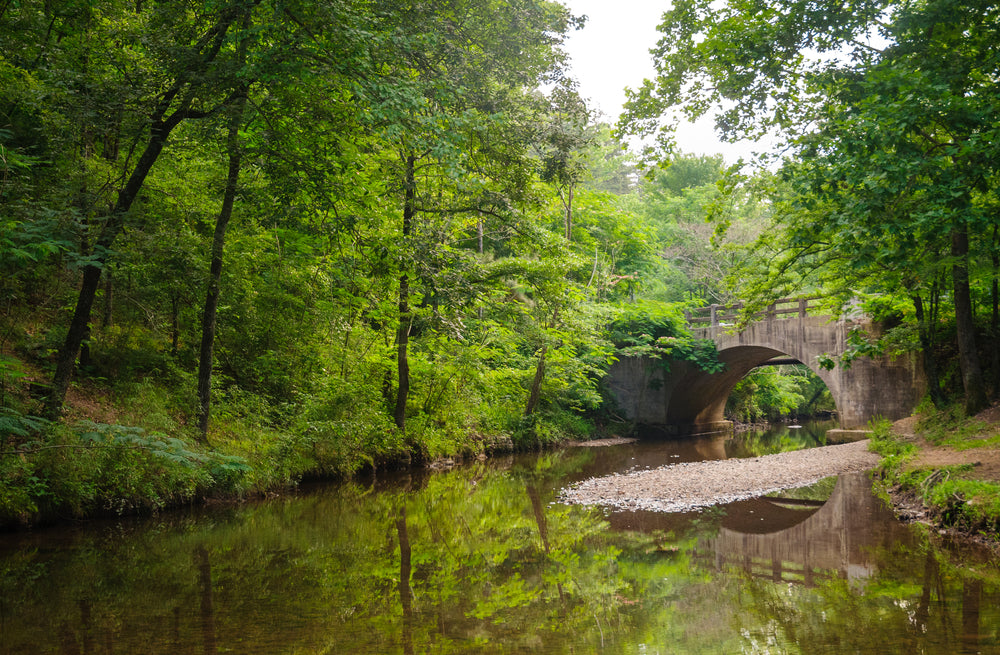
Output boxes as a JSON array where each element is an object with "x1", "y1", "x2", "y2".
[
  {"x1": 513, "y1": 409, "x2": 592, "y2": 450},
  {"x1": 0, "y1": 416, "x2": 249, "y2": 526}
]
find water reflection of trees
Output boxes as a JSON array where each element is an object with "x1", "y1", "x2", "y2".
[
  {"x1": 1, "y1": 451, "x2": 998, "y2": 654},
  {"x1": 734, "y1": 544, "x2": 997, "y2": 654},
  {"x1": 725, "y1": 420, "x2": 835, "y2": 459}
]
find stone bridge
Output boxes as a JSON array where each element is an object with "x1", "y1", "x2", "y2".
[{"x1": 606, "y1": 298, "x2": 924, "y2": 433}]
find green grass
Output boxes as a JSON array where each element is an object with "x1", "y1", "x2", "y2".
[
  {"x1": 916, "y1": 404, "x2": 999, "y2": 448},
  {"x1": 867, "y1": 418, "x2": 917, "y2": 476}
]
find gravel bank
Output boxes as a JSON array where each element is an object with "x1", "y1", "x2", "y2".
[{"x1": 559, "y1": 440, "x2": 880, "y2": 513}]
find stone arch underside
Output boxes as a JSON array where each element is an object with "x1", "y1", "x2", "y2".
[{"x1": 666, "y1": 344, "x2": 838, "y2": 428}]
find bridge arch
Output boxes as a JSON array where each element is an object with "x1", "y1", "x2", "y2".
[
  {"x1": 606, "y1": 300, "x2": 924, "y2": 433},
  {"x1": 666, "y1": 344, "x2": 836, "y2": 429}
]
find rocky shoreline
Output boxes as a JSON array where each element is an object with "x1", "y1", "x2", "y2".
[{"x1": 559, "y1": 440, "x2": 880, "y2": 513}]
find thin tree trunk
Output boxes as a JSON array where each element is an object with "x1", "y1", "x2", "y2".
[
  {"x1": 197, "y1": 88, "x2": 247, "y2": 439},
  {"x1": 913, "y1": 293, "x2": 945, "y2": 407},
  {"x1": 46, "y1": 125, "x2": 168, "y2": 419},
  {"x1": 394, "y1": 154, "x2": 416, "y2": 431},
  {"x1": 991, "y1": 224, "x2": 999, "y2": 397},
  {"x1": 101, "y1": 269, "x2": 113, "y2": 328},
  {"x1": 525, "y1": 344, "x2": 546, "y2": 416},
  {"x1": 952, "y1": 226, "x2": 988, "y2": 415}
]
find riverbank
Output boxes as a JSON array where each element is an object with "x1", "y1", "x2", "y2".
[
  {"x1": 0, "y1": 367, "x2": 604, "y2": 528},
  {"x1": 559, "y1": 403, "x2": 1000, "y2": 549},
  {"x1": 870, "y1": 403, "x2": 1000, "y2": 549}
]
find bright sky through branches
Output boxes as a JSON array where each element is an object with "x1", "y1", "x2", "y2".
[{"x1": 559, "y1": 0, "x2": 771, "y2": 164}]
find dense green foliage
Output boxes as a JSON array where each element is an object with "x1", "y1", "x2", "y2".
[
  {"x1": 0, "y1": 0, "x2": 763, "y2": 524},
  {"x1": 726, "y1": 365, "x2": 835, "y2": 425}
]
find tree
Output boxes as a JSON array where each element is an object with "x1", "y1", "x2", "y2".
[
  {"x1": 347, "y1": 0, "x2": 582, "y2": 432},
  {"x1": 196, "y1": 17, "x2": 251, "y2": 440},
  {"x1": 536, "y1": 81, "x2": 595, "y2": 242}
]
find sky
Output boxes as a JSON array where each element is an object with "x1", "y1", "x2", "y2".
[{"x1": 558, "y1": 0, "x2": 772, "y2": 164}]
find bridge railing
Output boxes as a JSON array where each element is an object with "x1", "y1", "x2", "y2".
[{"x1": 685, "y1": 296, "x2": 825, "y2": 328}]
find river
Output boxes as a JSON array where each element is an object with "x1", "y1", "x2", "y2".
[{"x1": 1, "y1": 420, "x2": 998, "y2": 654}]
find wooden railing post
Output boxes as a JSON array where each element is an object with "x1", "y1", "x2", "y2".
[
  {"x1": 710, "y1": 304, "x2": 718, "y2": 326},
  {"x1": 799, "y1": 297, "x2": 807, "y2": 318}
]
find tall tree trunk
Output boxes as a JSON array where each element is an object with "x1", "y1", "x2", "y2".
[
  {"x1": 45, "y1": 123, "x2": 174, "y2": 419},
  {"x1": 394, "y1": 154, "x2": 417, "y2": 431},
  {"x1": 197, "y1": 90, "x2": 247, "y2": 440},
  {"x1": 913, "y1": 293, "x2": 945, "y2": 407},
  {"x1": 991, "y1": 224, "x2": 999, "y2": 397},
  {"x1": 101, "y1": 269, "x2": 113, "y2": 328},
  {"x1": 952, "y1": 226, "x2": 988, "y2": 415}
]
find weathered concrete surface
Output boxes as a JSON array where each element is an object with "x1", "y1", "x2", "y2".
[{"x1": 606, "y1": 315, "x2": 924, "y2": 432}]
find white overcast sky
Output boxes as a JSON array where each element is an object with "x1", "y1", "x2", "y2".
[{"x1": 558, "y1": 0, "x2": 771, "y2": 164}]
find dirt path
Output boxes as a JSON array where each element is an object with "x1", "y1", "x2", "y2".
[
  {"x1": 559, "y1": 440, "x2": 880, "y2": 513},
  {"x1": 891, "y1": 411, "x2": 1000, "y2": 482}
]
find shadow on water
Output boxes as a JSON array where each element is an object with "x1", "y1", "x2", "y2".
[{"x1": 1, "y1": 420, "x2": 999, "y2": 654}]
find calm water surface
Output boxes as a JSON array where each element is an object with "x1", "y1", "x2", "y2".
[{"x1": 2, "y1": 421, "x2": 999, "y2": 654}]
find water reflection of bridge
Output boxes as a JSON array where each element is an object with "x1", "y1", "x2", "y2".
[
  {"x1": 698, "y1": 472, "x2": 906, "y2": 586},
  {"x1": 609, "y1": 472, "x2": 908, "y2": 587}
]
